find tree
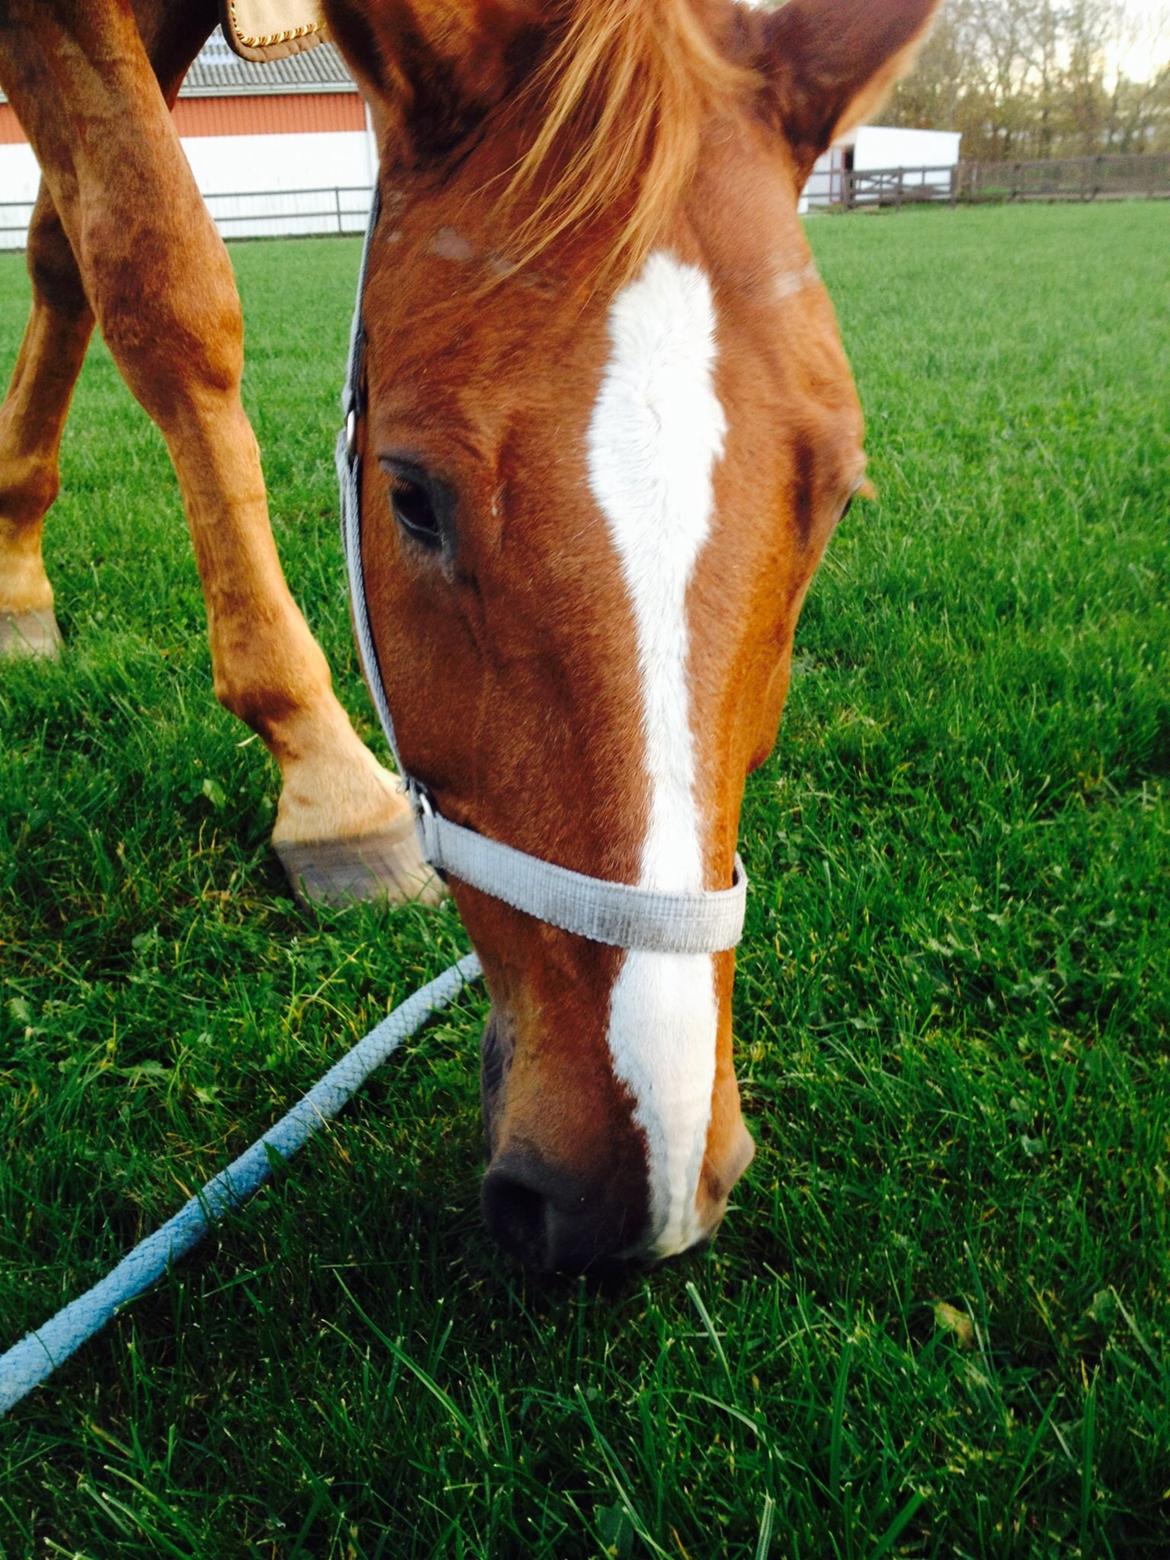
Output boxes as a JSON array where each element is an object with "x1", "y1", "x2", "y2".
[{"x1": 873, "y1": 0, "x2": 1170, "y2": 159}]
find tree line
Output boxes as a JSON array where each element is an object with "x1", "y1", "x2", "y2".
[{"x1": 875, "y1": 1, "x2": 1170, "y2": 161}]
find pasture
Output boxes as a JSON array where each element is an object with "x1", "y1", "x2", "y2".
[{"x1": 1, "y1": 201, "x2": 1168, "y2": 1556}]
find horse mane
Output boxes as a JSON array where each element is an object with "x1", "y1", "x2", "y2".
[{"x1": 498, "y1": 0, "x2": 756, "y2": 279}]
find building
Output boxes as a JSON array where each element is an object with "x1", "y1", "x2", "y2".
[
  {"x1": 2, "y1": 37, "x2": 964, "y2": 247},
  {"x1": 803, "y1": 125, "x2": 963, "y2": 211},
  {"x1": 0, "y1": 28, "x2": 377, "y2": 250}
]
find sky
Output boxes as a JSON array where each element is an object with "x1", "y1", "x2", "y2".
[{"x1": 1114, "y1": 0, "x2": 1170, "y2": 80}]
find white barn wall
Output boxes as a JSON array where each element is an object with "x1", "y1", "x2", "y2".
[
  {"x1": 853, "y1": 126, "x2": 962, "y2": 173},
  {"x1": 0, "y1": 130, "x2": 375, "y2": 250},
  {"x1": 0, "y1": 142, "x2": 40, "y2": 248},
  {"x1": 184, "y1": 130, "x2": 376, "y2": 237}
]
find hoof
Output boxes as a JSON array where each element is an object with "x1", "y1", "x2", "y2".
[
  {"x1": 274, "y1": 810, "x2": 445, "y2": 909},
  {"x1": 0, "y1": 608, "x2": 62, "y2": 660}
]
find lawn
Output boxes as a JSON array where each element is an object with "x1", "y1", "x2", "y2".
[{"x1": 1, "y1": 201, "x2": 1168, "y2": 1557}]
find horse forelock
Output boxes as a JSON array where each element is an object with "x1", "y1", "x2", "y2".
[{"x1": 497, "y1": 0, "x2": 758, "y2": 281}]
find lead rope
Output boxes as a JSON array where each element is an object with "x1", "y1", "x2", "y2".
[{"x1": 0, "y1": 952, "x2": 482, "y2": 1417}]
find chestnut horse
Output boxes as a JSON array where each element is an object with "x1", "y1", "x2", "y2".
[{"x1": 0, "y1": 0, "x2": 938, "y2": 1269}]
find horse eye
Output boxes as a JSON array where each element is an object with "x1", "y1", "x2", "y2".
[{"x1": 385, "y1": 463, "x2": 443, "y2": 549}]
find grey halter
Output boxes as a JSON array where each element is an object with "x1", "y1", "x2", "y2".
[{"x1": 336, "y1": 192, "x2": 747, "y2": 955}]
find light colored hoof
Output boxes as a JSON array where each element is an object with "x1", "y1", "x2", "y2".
[
  {"x1": 0, "y1": 608, "x2": 62, "y2": 660},
  {"x1": 274, "y1": 809, "x2": 445, "y2": 909}
]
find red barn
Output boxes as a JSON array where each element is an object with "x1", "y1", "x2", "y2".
[{"x1": 1, "y1": 27, "x2": 375, "y2": 248}]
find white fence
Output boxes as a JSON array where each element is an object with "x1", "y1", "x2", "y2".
[
  {"x1": 203, "y1": 184, "x2": 373, "y2": 238},
  {"x1": 0, "y1": 185, "x2": 375, "y2": 252},
  {"x1": 0, "y1": 196, "x2": 33, "y2": 252}
]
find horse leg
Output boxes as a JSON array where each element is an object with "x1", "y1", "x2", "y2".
[
  {"x1": 0, "y1": 1, "x2": 209, "y2": 660},
  {"x1": 0, "y1": 190, "x2": 92, "y2": 659},
  {"x1": 0, "y1": 1, "x2": 438, "y2": 906}
]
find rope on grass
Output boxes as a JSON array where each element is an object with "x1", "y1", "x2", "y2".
[{"x1": 0, "y1": 951, "x2": 482, "y2": 1418}]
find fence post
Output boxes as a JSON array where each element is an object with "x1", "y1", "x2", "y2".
[
  {"x1": 335, "y1": 187, "x2": 343, "y2": 234},
  {"x1": 895, "y1": 167, "x2": 904, "y2": 211},
  {"x1": 950, "y1": 164, "x2": 958, "y2": 207},
  {"x1": 1092, "y1": 154, "x2": 1103, "y2": 201}
]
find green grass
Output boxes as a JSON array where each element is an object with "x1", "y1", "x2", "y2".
[{"x1": 1, "y1": 202, "x2": 1168, "y2": 1557}]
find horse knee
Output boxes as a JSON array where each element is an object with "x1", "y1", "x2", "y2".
[
  {"x1": 25, "y1": 199, "x2": 88, "y2": 320},
  {"x1": 81, "y1": 210, "x2": 244, "y2": 415}
]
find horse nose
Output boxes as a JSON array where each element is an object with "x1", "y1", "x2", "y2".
[{"x1": 482, "y1": 1150, "x2": 630, "y2": 1271}]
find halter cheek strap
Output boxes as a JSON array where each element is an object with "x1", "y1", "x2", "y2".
[{"x1": 336, "y1": 192, "x2": 748, "y2": 955}]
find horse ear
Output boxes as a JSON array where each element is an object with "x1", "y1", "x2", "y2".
[
  {"x1": 754, "y1": 0, "x2": 941, "y2": 178},
  {"x1": 324, "y1": 0, "x2": 544, "y2": 153}
]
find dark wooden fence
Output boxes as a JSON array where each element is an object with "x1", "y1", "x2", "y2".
[{"x1": 841, "y1": 152, "x2": 1170, "y2": 211}]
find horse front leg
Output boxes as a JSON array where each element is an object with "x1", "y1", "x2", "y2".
[
  {"x1": 0, "y1": 189, "x2": 92, "y2": 659},
  {"x1": 0, "y1": 0, "x2": 439, "y2": 906},
  {"x1": 171, "y1": 394, "x2": 438, "y2": 906}
]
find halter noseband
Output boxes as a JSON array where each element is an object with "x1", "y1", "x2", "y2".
[{"x1": 336, "y1": 192, "x2": 747, "y2": 955}]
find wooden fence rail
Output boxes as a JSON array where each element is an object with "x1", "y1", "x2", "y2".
[{"x1": 841, "y1": 152, "x2": 1170, "y2": 211}]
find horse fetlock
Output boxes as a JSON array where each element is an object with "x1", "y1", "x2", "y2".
[
  {"x1": 0, "y1": 513, "x2": 55, "y2": 619},
  {"x1": 0, "y1": 451, "x2": 60, "y2": 532},
  {"x1": 271, "y1": 725, "x2": 403, "y2": 842}
]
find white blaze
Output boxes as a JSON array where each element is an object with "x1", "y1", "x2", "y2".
[{"x1": 586, "y1": 250, "x2": 726, "y2": 1257}]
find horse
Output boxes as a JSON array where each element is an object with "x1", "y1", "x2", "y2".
[{"x1": 0, "y1": 0, "x2": 938, "y2": 1270}]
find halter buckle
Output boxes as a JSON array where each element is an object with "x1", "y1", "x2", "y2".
[
  {"x1": 345, "y1": 409, "x2": 358, "y2": 460},
  {"x1": 406, "y1": 779, "x2": 440, "y2": 866},
  {"x1": 409, "y1": 780, "x2": 434, "y2": 823}
]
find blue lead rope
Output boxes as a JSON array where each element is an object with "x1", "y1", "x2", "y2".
[{"x1": 0, "y1": 951, "x2": 482, "y2": 1418}]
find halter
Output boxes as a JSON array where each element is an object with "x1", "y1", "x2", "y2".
[{"x1": 336, "y1": 192, "x2": 747, "y2": 955}]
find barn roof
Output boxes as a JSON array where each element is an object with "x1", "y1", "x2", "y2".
[
  {"x1": 0, "y1": 30, "x2": 358, "y2": 108},
  {"x1": 181, "y1": 28, "x2": 358, "y2": 96}
]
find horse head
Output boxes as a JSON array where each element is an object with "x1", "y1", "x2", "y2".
[{"x1": 324, "y1": 0, "x2": 938, "y2": 1269}]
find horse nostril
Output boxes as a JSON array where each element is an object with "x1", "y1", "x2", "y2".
[
  {"x1": 482, "y1": 1167, "x2": 552, "y2": 1269},
  {"x1": 482, "y1": 1152, "x2": 614, "y2": 1272}
]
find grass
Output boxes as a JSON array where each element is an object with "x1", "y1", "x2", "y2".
[{"x1": 1, "y1": 201, "x2": 1167, "y2": 1557}]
